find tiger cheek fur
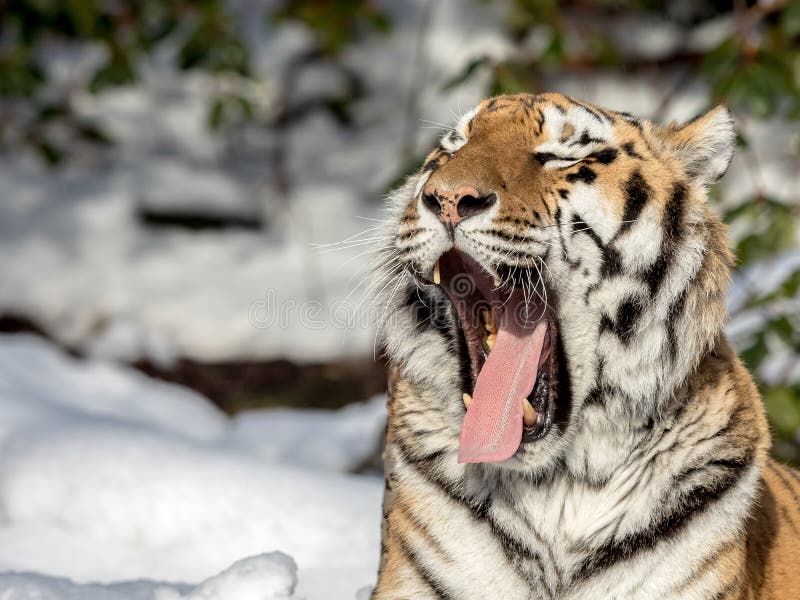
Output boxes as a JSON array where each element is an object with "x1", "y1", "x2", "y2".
[{"x1": 371, "y1": 93, "x2": 800, "y2": 599}]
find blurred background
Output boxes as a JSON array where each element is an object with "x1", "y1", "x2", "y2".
[{"x1": 0, "y1": 1, "x2": 798, "y2": 599}]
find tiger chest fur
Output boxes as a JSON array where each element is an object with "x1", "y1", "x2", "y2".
[{"x1": 371, "y1": 93, "x2": 800, "y2": 600}]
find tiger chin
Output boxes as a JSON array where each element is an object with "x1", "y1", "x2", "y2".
[{"x1": 371, "y1": 93, "x2": 800, "y2": 599}]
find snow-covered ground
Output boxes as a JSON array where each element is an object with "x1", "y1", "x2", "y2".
[{"x1": 0, "y1": 334, "x2": 384, "y2": 599}]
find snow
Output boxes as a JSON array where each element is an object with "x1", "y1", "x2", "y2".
[
  {"x1": 0, "y1": 553, "x2": 295, "y2": 600},
  {"x1": 229, "y1": 398, "x2": 385, "y2": 473},
  {"x1": 0, "y1": 334, "x2": 384, "y2": 599},
  {"x1": 161, "y1": 553, "x2": 298, "y2": 600}
]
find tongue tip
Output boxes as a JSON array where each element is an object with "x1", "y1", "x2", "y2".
[{"x1": 457, "y1": 442, "x2": 519, "y2": 464}]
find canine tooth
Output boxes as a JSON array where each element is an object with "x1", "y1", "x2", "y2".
[
  {"x1": 523, "y1": 398, "x2": 536, "y2": 427},
  {"x1": 493, "y1": 276, "x2": 501, "y2": 287},
  {"x1": 483, "y1": 311, "x2": 496, "y2": 334},
  {"x1": 486, "y1": 333, "x2": 496, "y2": 350},
  {"x1": 463, "y1": 393, "x2": 472, "y2": 408},
  {"x1": 433, "y1": 260, "x2": 441, "y2": 285}
]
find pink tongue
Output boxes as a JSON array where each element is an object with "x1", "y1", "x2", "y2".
[{"x1": 458, "y1": 290, "x2": 548, "y2": 463}]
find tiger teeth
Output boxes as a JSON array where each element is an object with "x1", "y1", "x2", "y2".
[
  {"x1": 493, "y1": 276, "x2": 501, "y2": 287},
  {"x1": 523, "y1": 398, "x2": 536, "y2": 427},
  {"x1": 433, "y1": 260, "x2": 441, "y2": 285},
  {"x1": 463, "y1": 393, "x2": 472, "y2": 408},
  {"x1": 486, "y1": 333, "x2": 496, "y2": 350},
  {"x1": 482, "y1": 311, "x2": 496, "y2": 334}
]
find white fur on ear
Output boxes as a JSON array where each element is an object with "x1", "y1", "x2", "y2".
[{"x1": 664, "y1": 106, "x2": 736, "y2": 187}]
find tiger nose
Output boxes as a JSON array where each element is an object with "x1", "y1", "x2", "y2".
[{"x1": 422, "y1": 184, "x2": 497, "y2": 226}]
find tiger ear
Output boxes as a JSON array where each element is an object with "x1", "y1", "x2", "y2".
[{"x1": 659, "y1": 105, "x2": 736, "y2": 187}]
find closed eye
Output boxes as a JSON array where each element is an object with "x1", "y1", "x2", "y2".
[{"x1": 532, "y1": 152, "x2": 583, "y2": 169}]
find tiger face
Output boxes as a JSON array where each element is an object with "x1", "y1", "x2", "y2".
[{"x1": 377, "y1": 92, "x2": 735, "y2": 476}]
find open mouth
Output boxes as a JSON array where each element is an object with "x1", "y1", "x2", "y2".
[{"x1": 430, "y1": 250, "x2": 557, "y2": 464}]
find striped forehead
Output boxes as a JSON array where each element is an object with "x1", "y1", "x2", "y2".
[
  {"x1": 437, "y1": 97, "x2": 617, "y2": 156},
  {"x1": 534, "y1": 103, "x2": 616, "y2": 158}
]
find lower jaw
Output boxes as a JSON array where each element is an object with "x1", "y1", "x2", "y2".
[{"x1": 456, "y1": 316, "x2": 559, "y2": 448}]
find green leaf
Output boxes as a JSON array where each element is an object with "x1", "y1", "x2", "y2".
[
  {"x1": 780, "y1": 270, "x2": 800, "y2": 297},
  {"x1": 443, "y1": 56, "x2": 489, "y2": 91},
  {"x1": 763, "y1": 386, "x2": 800, "y2": 436},
  {"x1": 769, "y1": 316, "x2": 795, "y2": 345},
  {"x1": 209, "y1": 99, "x2": 225, "y2": 130},
  {"x1": 781, "y1": 2, "x2": 800, "y2": 38},
  {"x1": 89, "y1": 54, "x2": 136, "y2": 92},
  {"x1": 36, "y1": 140, "x2": 64, "y2": 166},
  {"x1": 741, "y1": 332, "x2": 769, "y2": 371}
]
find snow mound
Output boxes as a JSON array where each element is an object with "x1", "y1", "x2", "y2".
[
  {"x1": 158, "y1": 553, "x2": 297, "y2": 600},
  {"x1": 0, "y1": 335, "x2": 383, "y2": 599},
  {"x1": 0, "y1": 552, "x2": 296, "y2": 600}
]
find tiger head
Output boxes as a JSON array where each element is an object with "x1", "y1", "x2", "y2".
[{"x1": 376, "y1": 92, "x2": 735, "y2": 478}]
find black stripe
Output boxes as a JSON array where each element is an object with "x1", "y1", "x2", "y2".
[
  {"x1": 769, "y1": 462, "x2": 800, "y2": 508},
  {"x1": 570, "y1": 215, "x2": 623, "y2": 278},
  {"x1": 423, "y1": 156, "x2": 441, "y2": 171},
  {"x1": 565, "y1": 165, "x2": 597, "y2": 184},
  {"x1": 484, "y1": 228, "x2": 531, "y2": 242},
  {"x1": 614, "y1": 296, "x2": 646, "y2": 345},
  {"x1": 554, "y1": 331, "x2": 573, "y2": 433},
  {"x1": 781, "y1": 463, "x2": 800, "y2": 488},
  {"x1": 470, "y1": 240, "x2": 538, "y2": 262},
  {"x1": 533, "y1": 152, "x2": 560, "y2": 166},
  {"x1": 577, "y1": 104, "x2": 605, "y2": 124},
  {"x1": 621, "y1": 141, "x2": 643, "y2": 159},
  {"x1": 587, "y1": 147, "x2": 618, "y2": 165},
  {"x1": 642, "y1": 182, "x2": 687, "y2": 296},
  {"x1": 598, "y1": 301, "x2": 646, "y2": 346},
  {"x1": 618, "y1": 170, "x2": 652, "y2": 235},
  {"x1": 393, "y1": 436, "x2": 488, "y2": 519},
  {"x1": 542, "y1": 196, "x2": 553, "y2": 217},
  {"x1": 395, "y1": 500, "x2": 452, "y2": 562},
  {"x1": 780, "y1": 504, "x2": 800, "y2": 536},
  {"x1": 534, "y1": 108, "x2": 545, "y2": 135},
  {"x1": 574, "y1": 455, "x2": 752, "y2": 582},
  {"x1": 403, "y1": 288, "x2": 453, "y2": 337},
  {"x1": 570, "y1": 130, "x2": 605, "y2": 146},
  {"x1": 672, "y1": 451, "x2": 754, "y2": 489},
  {"x1": 494, "y1": 216, "x2": 536, "y2": 228},
  {"x1": 556, "y1": 210, "x2": 580, "y2": 270},
  {"x1": 665, "y1": 281, "x2": 689, "y2": 361},
  {"x1": 395, "y1": 532, "x2": 454, "y2": 600},
  {"x1": 485, "y1": 515, "x2": 549, "y2": 589}
]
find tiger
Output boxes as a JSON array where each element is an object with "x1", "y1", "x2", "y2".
[{"x1": 370, "y1": 93, "x2": 800, "y2": 599}]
